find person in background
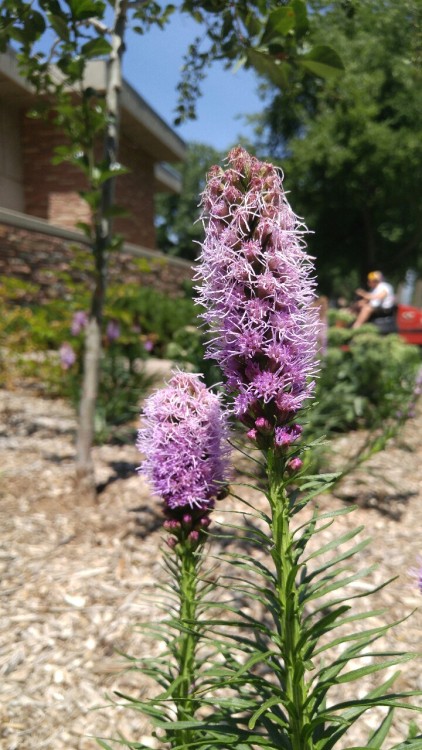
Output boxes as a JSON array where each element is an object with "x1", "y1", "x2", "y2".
[{"x1": 352, "y1": 271, "x2": 395, "y2": 329}]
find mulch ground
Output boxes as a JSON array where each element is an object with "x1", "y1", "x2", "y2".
[{"x1": 1, "y1": 380, "x2": 421, "y2": 749}]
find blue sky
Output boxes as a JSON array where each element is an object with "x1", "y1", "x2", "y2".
[{"x1": 123, "y1": 13, "x2": 264, "y2": 152}]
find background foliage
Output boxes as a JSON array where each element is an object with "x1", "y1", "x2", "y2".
[
  {"x1": 155, "y1": 1, "x2": 422, "y2": 298},
  {"x1": 254, "y1": 0, "x2": 422, "y2": 294}
]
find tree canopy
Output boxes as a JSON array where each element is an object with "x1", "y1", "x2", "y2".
[{"x1": 256, "y1": 0, "x2": 422, "y2": 296}]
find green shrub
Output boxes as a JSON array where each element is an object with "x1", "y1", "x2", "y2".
[
  {"x1": 1, "y1": 275, "x2": 197, "y2": 356},
  {"x1": 308, "y1": 328, "x2": 421, "y2": 438},
  {"x1": 106, "y1": 284, "x2": 197, "y2": 356},
  {"x1": 1, "y1": 275, "x2": 197, "y2": 440},
  {"x1": 326, "y1": 307, "x2": 355, "y2": 327}
]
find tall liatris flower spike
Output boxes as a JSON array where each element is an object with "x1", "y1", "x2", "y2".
[
  {"x1": 137, "y1": 370, "x2": 230, "y2": 549},
  {"x1": 196, "y1": 146, "x2": 320, "y2": 452}
]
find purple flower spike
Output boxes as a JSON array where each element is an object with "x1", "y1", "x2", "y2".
[
  {"x1": 195, "y1": 147, "x2": 320, "y2": 451},
  {"x1": 106, "y1": 320, "x2": 120, "y2": 342},
  {"x1": 71, "y1": 311, "x2": 88, "y2": 336},
  {"x1": 59, "y1": 342, "x2": 76, "y2": 370},
  {"x1": 137, "y1": 371, "x2": 230, "y2": 543}
]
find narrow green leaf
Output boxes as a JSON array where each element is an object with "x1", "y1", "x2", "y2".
[
  {"x1": 304, "y1": 525, "x2": 364, "y2": 563},
  {"x1": 309, "y1": 576, "x2": 398, "y2": 621},
  {"x1": 248, "y1": 696, "x2": 286, "y2": 730},
  {"x1": 336, "y1": 653, "x2": 416, "y2": 684},
  {"x1": 294, "y1": 504, "x2": 357, "y2": 538},
  {"x1": 314, "y1": 610, "x2": 413, "y2": 657},
  {"x1": 306, "y1": 565, "x2": 377, "y2": 602},
  {"x1": 331, "y1": 694, "x2": 422, "y2": 713},
  {"x1": 390, "y1": 738, "x2": 422, "y2": 749},
  {"x1": 300, "y1": 604, "x2": 350, "y2": 650},
  {"x1": 367, "y1": 707, "x2": 395, "y2": 748}
]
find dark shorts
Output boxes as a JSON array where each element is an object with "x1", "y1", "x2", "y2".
[{"x1": 370, "y1": 307, "x2": 395, "y2": 320}]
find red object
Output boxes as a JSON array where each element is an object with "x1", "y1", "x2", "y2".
[{"x1": 396, "y1": 304, "x2": 422, "y2": 345}]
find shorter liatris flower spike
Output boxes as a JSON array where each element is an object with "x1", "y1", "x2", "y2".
[
  {"x1": 137, "y1": 371, "x2": 230, "y2": 548},
  {"x1": 59, "y1": 342, "x2": 76, "y2": 370}
]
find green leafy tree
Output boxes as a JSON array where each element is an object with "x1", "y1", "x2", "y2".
[
  {"x1": 155, "y1": 142, "x2": 224, "y2": 261},
  {"x1": 0, "y1": 0, "x2": 342, "y2": 495},
  {"x1": 254, "y1": 0, "x2": 422, "y2": 295}
]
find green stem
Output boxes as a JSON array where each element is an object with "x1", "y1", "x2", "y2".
[
  {"x1": 173, "y1": 544, "x2": 200, "y2": 750},
  {"x1": 267, "y1": 449, "x2": 312, "y2": 750}
]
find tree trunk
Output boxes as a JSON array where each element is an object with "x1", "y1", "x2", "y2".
[{"x1": 75, "y1": 0, "x2": 128, "y2": 499}]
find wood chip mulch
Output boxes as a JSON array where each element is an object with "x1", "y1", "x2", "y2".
[{"x1": 1, "y1": 384, "x2": 421, "y2": 749}]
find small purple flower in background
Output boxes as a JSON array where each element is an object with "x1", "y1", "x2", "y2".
[
  {"x1": 106, "y1": 320, "x2": 120, "y2": 343},
  {"x1": 59, "y1": 342, "x2": 76, "y2": 370},
  {"x1": 137, "y1": 371, "x2": 230, "y2": 547},
  {"x1": 71, "y1": 311, "x2": 88, "y2": 336},
  {"x1": 144, "y1": 339, "x2": 154, "y2": 353},
  {"x1": 196, "y1": 146, "x2": 320, "y2": 452},
  {"x1": 409, "y1": 557, "x2": 422, "y2": 594}
]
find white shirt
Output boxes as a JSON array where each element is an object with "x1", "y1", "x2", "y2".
[{"x1": 369, "y1": 281, "x2": 395, "y2": 310}]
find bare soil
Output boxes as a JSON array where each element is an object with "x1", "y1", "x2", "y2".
[{"x1": 1, "y1": 379, "x2": 421, "y2": 749}]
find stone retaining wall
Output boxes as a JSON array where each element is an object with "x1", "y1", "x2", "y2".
[{"x1": 0, "y1": 221, "x2": 193, "y2": 303}]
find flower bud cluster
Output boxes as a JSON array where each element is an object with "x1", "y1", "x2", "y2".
[
  {"x1": 137, "y1": 371, "x2": 230, "y2": 546},
  {"x1": 163, "y1": 508, "x2": 213, "y2": 550},
  {"x1": 196, "y1": 147, "x2": 320, "y2": 452}
]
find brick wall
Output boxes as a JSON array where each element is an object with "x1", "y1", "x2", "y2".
[
  {"x1": 115, "y1": 138, "x2": 156, "y2": 248},
  {"x1": 0, "y1": 223, "x2": 193, "y2": 303},
  {"x1": 21, "y1": 112, "x2": 157, "y2": 247}
]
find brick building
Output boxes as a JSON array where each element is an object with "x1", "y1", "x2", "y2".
[
  {"x1": 0, "y1": 49, "x2": 193, "y2": 298},
  {"x1": 0, "y1": 49, "x2": 186, "y2": 246}
]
